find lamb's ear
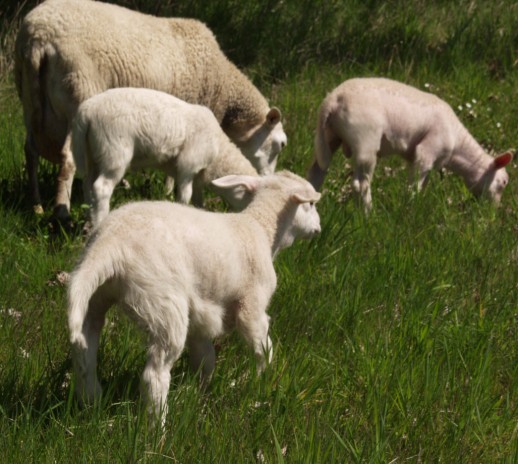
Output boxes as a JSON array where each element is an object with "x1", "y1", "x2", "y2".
[
  {"x1": 493, "y1": 151, "x2": 513, "y2": 170},
  {"x1": 211, "y1": 175, "x2": 261, "y2": 192},
  {"x1": 266, "y1": 107, "x2": 282, "y2": 126},
  {"x1": 291, "y1": 190, "x2": 321, "y2": 204}
]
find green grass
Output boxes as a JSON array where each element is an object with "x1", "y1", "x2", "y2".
[{"x1": 1, "y1": 1, "x2": 517, "y2": 462}]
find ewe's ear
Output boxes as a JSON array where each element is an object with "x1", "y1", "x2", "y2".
[
  {"x1": 291, "y1": 190, "x2": 321, "y2": 204},
  {"x1": 493, "y1": 151, "x2": 513, "y2": 170},
  {"x1": 266, "y1": 107, "x2": 282, "y2": 126},
  {"x1": 211, "y1": 174, "x2": 261, "y2": 192}
]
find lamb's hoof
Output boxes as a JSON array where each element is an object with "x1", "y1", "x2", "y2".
[{"x1": 33, "y1": 204, "x2": 44, "y2": 215}]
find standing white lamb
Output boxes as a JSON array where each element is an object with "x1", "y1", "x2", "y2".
[
  {"x1": 72, "y1": 87, "x2": 261, "y2": 228},
  {"x1": 307, "y1": 77, "x2": 513, "y2": 212},
  {"x1": 15, "y1": 0, "x2": 287, "y2": 221},
  {"x1": 67, "y1": 171, "x2": 321, "y2": 427}
]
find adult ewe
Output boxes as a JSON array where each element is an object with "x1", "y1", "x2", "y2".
[
  {"x1": 68, "y1": 171, "x2": 321, "y2": 427},
  {"x1": 308, "y1": 77, "x2": 512, "y2": 213},
  {"x1": 15, "y1": 0, "x2": 287, "y2": 220}
]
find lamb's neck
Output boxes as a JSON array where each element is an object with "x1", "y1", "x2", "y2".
[
  {"x1": 446, "y1": 130, "x2": 491, "y2": 186},
  {"x1": 244, "y1": 197, "x2": 294, "y2": 259},
  {"x1": 204, "y1": 136, "x2": 257, "y2": 181}
]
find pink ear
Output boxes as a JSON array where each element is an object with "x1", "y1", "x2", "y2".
[{"x1": 493, "y1": 151, "x2": 513, "y2": 170}]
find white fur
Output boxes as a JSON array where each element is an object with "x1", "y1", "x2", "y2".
[
  {"x1": 308, "y1": 77, "x2": 512, "y2": 212},
  {"x1": 67, "y1": 171, "x2": 321, "y2": 427},
  {"x1": 15, "y1": 0, "x2": 287, "y2": 220},
  {"x1": 72, "y1": 88, "x2": 259, "y2": 228}
]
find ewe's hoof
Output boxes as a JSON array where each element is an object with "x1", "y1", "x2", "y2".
[{"x1": 33, "y1": 204, "x2": 44, "y2": 215}]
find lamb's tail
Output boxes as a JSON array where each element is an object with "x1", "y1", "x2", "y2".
[
  {"x1": 67, "y1": 239, "x2": 115, "y2": 347},
  {"x1": 307, "y1": 99, "x2": 335, "y2": 191}
]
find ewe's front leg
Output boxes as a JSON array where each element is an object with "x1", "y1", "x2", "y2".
[{"x1": 24, "y1": 134, "x2": 44, "y2": 215}]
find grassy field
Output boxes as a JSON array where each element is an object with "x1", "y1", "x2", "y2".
[{"x1": 0, "y1": 1, "x2": 517, "y2": 462}]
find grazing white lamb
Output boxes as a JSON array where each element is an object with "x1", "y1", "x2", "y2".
[
  {"x1": 308, "y1": 77, "x2": 513, "y2": 212},
  {"x1": 15, "y1": 0, "x2": 287, "y2": 220},
  {"x1": 72, "y1": 87, "x2": 260, "y2": 228},
  {"x1": 67, "y1": 171, "x2": 321, "y2": 427}
]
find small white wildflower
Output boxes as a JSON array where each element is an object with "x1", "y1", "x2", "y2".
[
  {"x1": 472, "y1": 98, "x2": 477, "y2": 104},
  {"x1": 424, "y1": 83, "x2": 430, "y2": 88},
  {"x1": 496, "y1": 122, "x2": 502, "y2": 128},
  {"x1": 457, "y1": 105, "x2": 463, "y2": 111},
  {"x1": 1, "y1": 308, "x2": 22, "y2": 322},
  {"x1": 256, "y1": 449, "x2": 265, "y2": 463},
  {"x1": 465, "y1": 102, "x2": 472, "y2": 109},
  {"x1": 61, "y1": 372, "x2": 72, "y2": 390},
  {"x1": 19, "y1": 348, "x2": 30, "y2": 359}
]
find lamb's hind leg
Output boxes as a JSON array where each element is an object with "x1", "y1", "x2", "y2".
[
  {"x1": 72, "y1": 291, "x2": 112, "y2": 405},
  {"x1": 141, "y1": 342, "x2": 185, "y2": 430},
  {"x1": 90, "y1": 169, "x2": 124, "y2": 228},
  {"x1": 54, "y1": 133, "x2": 76, "y2": 221},
  {"x1": 352, "y1": 154, "x2": 377, "y2": 214}
]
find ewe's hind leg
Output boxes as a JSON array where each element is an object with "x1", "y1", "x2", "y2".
[
  {"x1": 72, "y1": 292, "x2": 111, "y2": 405},
  {"x1": 187, "y1": 335, "x2": 215, "y2": 386}
]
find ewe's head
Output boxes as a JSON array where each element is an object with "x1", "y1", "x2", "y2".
[
  {"x1": 471, "y1": 151, "x2": 512, "y2": 204},
  {"x1": 226, "y1": 108, "x2": 287, "y2": 175}
]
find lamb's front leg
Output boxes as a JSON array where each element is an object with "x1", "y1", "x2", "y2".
[
  {"x1": 187, "y1": 335, "x2": 215, "y2": 386},
  {"x1": 236, "y1": 300, "x2": 272, "y2": 374},
  {"x1": 408, "y1": 162, "x2": 432, "y2": 193},
  {"x1": 174, "y1": 175, "x2": 194, "y2": 205}
]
